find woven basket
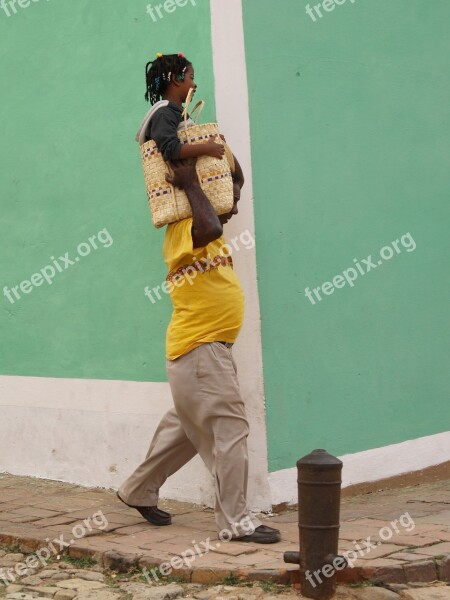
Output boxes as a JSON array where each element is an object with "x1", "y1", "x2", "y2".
[{"x1": 139, "y1": 89, "x2": 234, "y2": 228}]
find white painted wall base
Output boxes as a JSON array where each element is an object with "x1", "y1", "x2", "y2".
[
  {"x1": 0, "y1": 375, "x2": 215, "y2": 505},
  {"x1": 0, "y1": 374, "x2": 271, "y2": 511},
  {"x1": 2, "y1": 376, "x2": 448, "y2": 510},
  {"x1": 268, "y1": 431, "x2": 450, "y2": 505}
]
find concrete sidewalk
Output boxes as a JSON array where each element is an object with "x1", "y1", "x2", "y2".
[{"x1": 0, "y1": 474, "x2": 450, "y2": 586}]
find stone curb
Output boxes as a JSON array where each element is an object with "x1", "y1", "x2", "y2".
[
  {"x1": 1, "y1": 531, "x2": 449, "y2": 587},
  {"x1": 337, "y1": 556, "x2": 450, "y2": 586}
]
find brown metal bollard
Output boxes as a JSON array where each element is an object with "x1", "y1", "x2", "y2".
[{"x1": 284, "y1": 449, "x2": 347, "y2": 599}]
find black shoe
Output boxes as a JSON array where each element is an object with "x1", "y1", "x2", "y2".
[
  {"x1": 116, "y1": 491, "x2": 172, "y2": 526},
  {"x1": 232, "y1": 525, "x2": 281, "y2": 544}
]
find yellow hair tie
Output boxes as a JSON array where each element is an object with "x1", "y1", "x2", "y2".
[{"x1": 156, "y1": 52, "x2": 163, "y2": 58}]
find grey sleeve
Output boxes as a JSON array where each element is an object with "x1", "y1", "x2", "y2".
[{"x1": 147, "y1": 107, "x2": 182, "y2": 161}]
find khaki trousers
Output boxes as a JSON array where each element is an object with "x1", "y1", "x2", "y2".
[{"x1": 118, "y1": 342, "x2": 261, "y2": 535}]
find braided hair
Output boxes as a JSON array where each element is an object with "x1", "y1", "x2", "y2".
[{"x1": 145, "y1": 53, "x2": 192, "y2": 104}]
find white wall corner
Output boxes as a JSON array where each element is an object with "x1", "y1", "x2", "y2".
[{"x1": 210, "y1": 0, "x2": 272, "y2": 511}]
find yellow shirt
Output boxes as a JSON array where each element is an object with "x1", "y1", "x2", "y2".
[{"x1": 163, "y1": 218, "x2": 244, "y2": 360}]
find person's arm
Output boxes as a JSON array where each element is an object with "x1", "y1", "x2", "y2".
[
  {"x1": 150, "y1": 108, "x2": 225, "y2": 161},
  {"x1": 148, "y1": 108, "x2": 183, "y2": 160},
  {"x1": 179, "y1": 139, "x2": 225, "y2": 160},
  {"x1": 232, "y1": 155, "x2": 245, "y2": 187},
  {"x1": 218, "y1": 135, "x2": 244, "y2": 185},
  {"x1": 166, "y1": 159, "x2": 223, "y2": 248}
]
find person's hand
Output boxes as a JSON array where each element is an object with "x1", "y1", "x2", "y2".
[
  {"x1": 203, "y1": 140, "x2": 225, "y2": 159},
  {"x1": 166, "y1": 158, "x2": 199, "y2": 190}
]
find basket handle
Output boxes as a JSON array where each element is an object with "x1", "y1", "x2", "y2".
[
  {"x1": 182, "y1": 87, "x2": 205, "y2": 132},
  {"x1": 188, "y1": 100, "x2": 205, "y2": 123}
]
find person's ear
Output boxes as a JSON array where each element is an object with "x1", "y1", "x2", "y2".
[{"x1": 172, "y1": 73, "x2": 185, "y2": 88}]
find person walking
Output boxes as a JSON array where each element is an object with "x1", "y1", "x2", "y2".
[{"x1": 117, "y1": 155, "x2": 280, "y2": 544}]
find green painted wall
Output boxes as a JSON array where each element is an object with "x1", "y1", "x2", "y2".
[
  {"x1": 0, "y1": 0, "x2": 213, "y2": 381},
  {"x1": 242, "y1": 0, "x2": 450, "y2": 469}
]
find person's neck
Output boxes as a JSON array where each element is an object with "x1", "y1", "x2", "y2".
[{"x1": 163, "y1": 91, "x2": 182, "y2": 107}]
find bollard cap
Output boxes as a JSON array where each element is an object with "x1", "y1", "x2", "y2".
[{"x1": 297, "y1": 449, "x2": 343, "y2": 470}]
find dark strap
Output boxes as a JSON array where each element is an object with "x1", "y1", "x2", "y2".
[{"x1": 218, "y1": 341, "x2": 233, "y2": 349}]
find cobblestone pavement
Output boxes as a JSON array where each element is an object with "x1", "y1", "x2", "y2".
[
  {"x1": 0, "y1": 548, "x2": 450, "y2": 599},
  {"x1": 0, "y1": 474, "x2": 450, "y2": 594}
]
